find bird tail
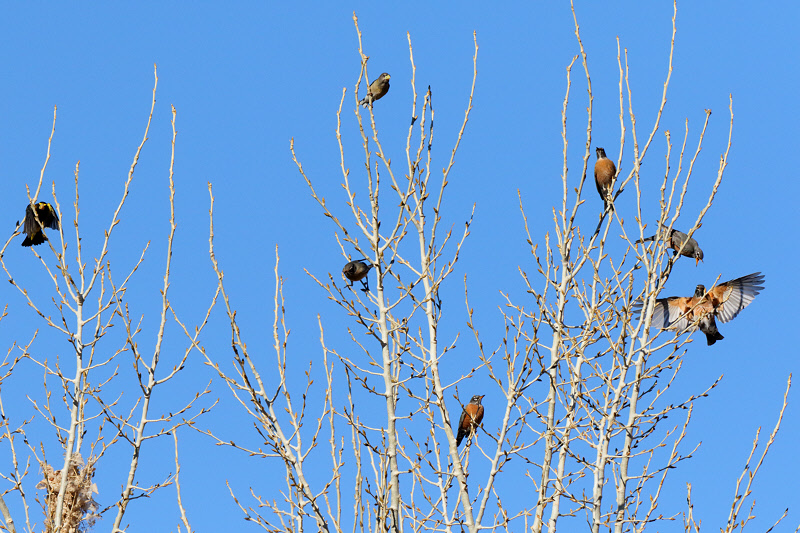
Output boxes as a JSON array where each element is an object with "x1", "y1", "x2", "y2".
[
  {"x1": 359, "y1": 97, "x2": 369, "y2": 108},
  {"x1": 22, "y1": 233, "x2": 47, "y2": 247},
  {"x1": 705, "y1": 331, "x2": 724, "y2": 346},
  {"x1": 635, "y1": 235, "x2": 656, "y2": 244}
]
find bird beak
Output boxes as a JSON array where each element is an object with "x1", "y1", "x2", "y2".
[{"x1": 695, "y1": 257, "x2": 701, "y2": 266}]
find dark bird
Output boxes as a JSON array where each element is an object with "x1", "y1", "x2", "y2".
[
  {"x1": 636, "y1": 225, "x2": 704, "y2": 265},
  {"x1": 342, "y1": 259, "x2": 373, "y2": 292},
  {"x1": 594, "y1": 147, "x2": 616, "y2": 210},
  {"x1": 21, "y1": 202, "x2": 59, "y2": 247},
  {"x1": 635, "y1": 272, "x2": 764, "y2": 346},
  {"x1": 455, "y1": 394, "x2": 485, "y2": 446},
  {"x1": 359, "y1": 72, "x2": 391, "y2": 108}
]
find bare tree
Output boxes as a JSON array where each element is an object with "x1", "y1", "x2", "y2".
[
  {"x1": 0, "y1": 66, "x2": 214, "y2": 533},
  {"x1": 0, "y1": 4, "x2": 790, "y2": 533},
  {"x1": 205, "y1": 4, "x2": 792, "y2": 533}
]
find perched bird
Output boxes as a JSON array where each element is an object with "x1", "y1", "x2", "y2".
[
  {"x1": 594, "y1": 147, "x2": 616, "y2": 210},
  {"x1": 342, "y1": 259, "x2": 373, "y2": 292},
  {"x1": 636, "y1": 225, "x2": 704, "y2": 265},
  {"x1": 455, "y1": 395, "x2": 485, "y2": 446},
  {"x1": 635, "y1": 272, "x2": 764, "y2": 346},
  {"x1": 21, "y1": 202, "x2": 59, "y2": 247},
  {"x1": 359, "y1": 72, "x2": 391, "y2": 108}
]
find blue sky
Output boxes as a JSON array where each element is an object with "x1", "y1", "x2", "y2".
[{"x1": 0, "y1": 2, "x2": 797, "y2": 531}]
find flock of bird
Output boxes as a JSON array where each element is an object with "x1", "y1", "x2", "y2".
[
  {"x1": 336, "y1": 72, "x2": 764, "y2": 448},
  {"x1": 5, "y1": 72, "x2": 764, "y2": 457},
  {"x1": 593, "y1": 150, "x2": 765, "y2": 347}
]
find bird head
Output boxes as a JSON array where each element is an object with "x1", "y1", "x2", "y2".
[
  {"x1": 382, "y1": 73, "x2": 391, "y2": 81},
  {"x1": 596, "y1": 147, "x2": 606, "y2": 158},
  {"x1": 694, "y1": 248, "x2": 704, "y2": 266},
  {"x1": 470, "y1": 394, "x2": 485, "y2": 404},
  {"x1": 694, "y1": 284, "x2": 706, "y2": 298}
]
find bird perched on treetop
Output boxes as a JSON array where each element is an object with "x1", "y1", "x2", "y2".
[
  {"x1": 636, "y1": 225, "x2": 704, "y2": 266},
  {"x1": 21, "y1": 202, "x2": 59, "y2": 247},
  {"x1": 455, "y1": 395, "x2": 485, "y2": 446},
  {"x1": 359, "y1": 73, "x2": 391, "y2": 108},
  {"x1": 342, "y1": 259, "x2": 373, "y2": 292},
  {"x1": 634, "y1": 272, "x2": 764, "y2": 346},
  {"x1": 594, "y1": 147, "x2": 616, "y2": 210}
]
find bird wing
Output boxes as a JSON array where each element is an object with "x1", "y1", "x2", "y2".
[
  {"x1": 455, "y1": 408, "x2": 467, "y2": 443},
  {"x1": 708, "y1": 272, "x2": 765, "y2": 323},
  {"x1": 657, "y1": 297, "x2": 697, "y2": 331},
  {"x1": 41, "y1": 203, "x2": 59, "y2": 229},
  {"x1": 457, "y1": 408, "x2": 466, "y2": 430},
  {"x1": 634, "y1": 296, "x2": 695, "y2": 332},
  {"x1": 23, "y1": 205, "x2": 37, "y2": 235},
  {"x1": 664, "y1": 229, "x2": 695, "y2": 254},
  {"x1": 668, "y1": 229, "x2": 688, "y2": 246},
  {"x1": 368, "y1": 77, "x2": 383, "y2": 91}
]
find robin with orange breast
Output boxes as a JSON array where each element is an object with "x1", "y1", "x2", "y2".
[
  {"x1": 636, "y1": 225, "x2": 704, "y2": 265},
  {"x1": 635, "y1": 272, "x2": 764, "y2": 345},
  {"x1": 342, "y1": 259, "x2": 373, "y2": 292},
  {"x1": 359, "y1": 72, "x2": 391, "y2": 108},
  {"x1": 455, "y1": 395, "x2": 484, "y2": 446},
  {"x1": 594, "y1": 147, "x2": 616, "y2": 210}
]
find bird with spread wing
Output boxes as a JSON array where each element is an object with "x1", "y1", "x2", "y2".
[
  {"x1": 634, "y1": 272, "x2": 764, "y2": 345},
  {"x1": 21, "y1": 202, "x2": 60, "y2": 247}
]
